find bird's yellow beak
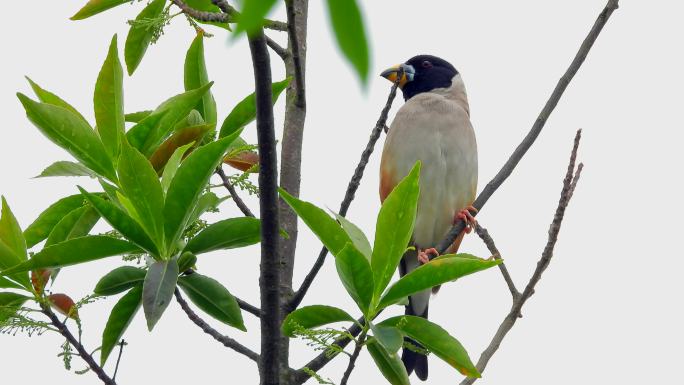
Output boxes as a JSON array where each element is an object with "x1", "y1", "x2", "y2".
[{"x1": 380, "y1": 64, "x2": 415, "y2": 88}]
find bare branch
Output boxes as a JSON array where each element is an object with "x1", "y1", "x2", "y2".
[
  {"x1": 286, "y1": 0, "x2": 306, "y2": 109},
  {"x1": 266, "y1": 35, "x2": 290, "y2": 61},
  {"x1": 237, "y1": 296, "x2": 263, "y2": 318},
  {"x1": 340, "y1": 330, "x2": 368, "y2": 385},
  {"x1": 171, "y1": 0, "x2": 288, "y2": 31},
  {"x1": 289, "y1": 75, "x2": 402, "y2": 310},
  {"x1": 112, "y1": 339, "x2": 126, "y2": 382},
  {"x1": 216, "y1": 167, "x2": 255, "y2": 217},
  {"x1": 474, "y1": 224, "x2": 520, "y2": 300},
  {"x1": 460, "y1": 130, "x2": 584, "y2": 385},
  {"x1": 435, "y1": 0, "x2": 619, "y2": 254},
  {"x1": 174, "y1": 289, "x2": 259, "y2": 362},
  {"x1": 41, "y1": 306, "x2": 116, "y2": 385}
]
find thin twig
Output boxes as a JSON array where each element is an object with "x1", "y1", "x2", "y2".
[
  {"x1": 42, "y1": 306, "x2": 116, "y2": 385},
  {"x1": 216, "y1": 167, "x2": 255, "y2": 217},
  {"x1": 237, "y1": 296, "x2": 262, "y2": 318},
  {"x1": 112, "y1": 340, "x2": 126, "y2": 382},
  {"x1": 171, "y1": 0, "x2": 288, "y2": 31},
  {"x1": 460, "y1": 130, "x2": 584, "y2": 385},
  {"x1": 286, "y1": 0, "x2": 306, "y2": 108},
  {"x1": 174, "y1": 289, "x2": 259, "y2": 362},
  {"x1": 474, "y1": 224, "x2": 520, "y2": 300},
  {"x1": 339, "y1": 329, "x2": 368, "y2": 385},
  {"x1": 435, "y1": 0, "x2": 619, "y2": 254},
  {"x1": 248, "y1": 30, "x2": 283, "y2": 384},
  {"x1": 289, "y1": 74, "x2": 403, "y2": 310},
  {"x1": 266, "y1": 35, "x2": 290, "y2": 61}
]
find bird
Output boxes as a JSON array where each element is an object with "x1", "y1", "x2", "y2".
[{"x1": 379, "y1": 55, "x2": 478, "y2": 380}]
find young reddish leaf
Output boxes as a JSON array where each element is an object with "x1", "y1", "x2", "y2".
[
  {"x1": 48, "y1": 293, "x2": 78, "y2": 320},
  {"x1": 223, "y1": 150, "x2": 259, "y2": 173},
  {"x1": 31, "y1": 269, "x2": 52, "y2": 294},
  {"x1": 149, "y1": 124, "x2": 213, "y2": 173}
]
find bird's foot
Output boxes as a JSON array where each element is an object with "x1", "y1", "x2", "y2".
[
  {"x1": 417, "y1": 248, "x2": 439, "y2": 264},
  {"x1": 455, "y1": 206, "x2": 478, "y2": 234}
]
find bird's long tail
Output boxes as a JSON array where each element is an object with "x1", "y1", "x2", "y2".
[{"x1": 402, "y1": 296, "x2": 429, "y2": 381}]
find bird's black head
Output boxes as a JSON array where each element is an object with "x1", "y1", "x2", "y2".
[{"x1": 380, "y1": 55, "x2": 459, "y2": 101}]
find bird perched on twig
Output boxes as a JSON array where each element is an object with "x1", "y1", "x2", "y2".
[{"x1": 379, "y1": 55, "x2": 478, "y2": 381}]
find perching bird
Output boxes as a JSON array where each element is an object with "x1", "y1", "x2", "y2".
[{"x1": 379, "y1": 55, "x2": 478, "y2": 380}]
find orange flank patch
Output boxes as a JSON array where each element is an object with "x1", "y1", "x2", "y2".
[{"x1": 379, "y1": 166, "x2": 396, "y2": 202}]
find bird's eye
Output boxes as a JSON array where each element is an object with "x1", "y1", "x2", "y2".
[{"x1": 422, "y1": 60, "x2": 433, "y2": 69}]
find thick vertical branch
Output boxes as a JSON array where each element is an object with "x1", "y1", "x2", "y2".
[{"x1": 248, "y1": 31, "x2": 282, "y2": 385}]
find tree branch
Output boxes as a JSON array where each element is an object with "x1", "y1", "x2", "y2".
[
  {"x1": 460, "y1": 130, "x2": 584, "y2": 385},
  {"x1": 266, "y1": 36, "x2": 290, "y2": 61},
  {"x1": 170, "y1": 0, "x2": 288, "y2": 31},
  {"x1": 41, "y1": 306, "x2": 116, "y2": 385},
  {"x1": 237, "y1": 296, "x2": 263, "y2": 318},
  {"x1": 248, "y1": 30, "x2": 283, "y2": 385},
  {"x1": 216, "y1": 167, "x2": 255, "y2": 217},
  {"x1": 174, "y1": 289, "x2": 259, "y2": 362},
  {"x1": 474, "y1": 224, "x2": 520, "y2": 300},
  {"x1": 285, "y1": 0, "x2": 306, "y2": 109},
  {"x1": 339, "y1": 329, "x2": 368, "y2": 385},
  {"x1": 435, "y1": 0, "x2": 619, "y2": 254},
  {"x1": 289, "y1": 75, "x2": 402, "y2": 310}
]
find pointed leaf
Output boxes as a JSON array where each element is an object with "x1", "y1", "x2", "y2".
[
  {"x1": 164, "y1": 131, "x2": 241, "y2": 249},
  {"x1": 184, "y1": 34, "x2": 217, "y2": 124},
  {"x1": 160, "y1": 142, "x2": 194, "y2": 194},
  {"x1": 142, "y1": 259, "x2": 178, "y2": 330},
  {"x1": 25, "y1": 77, "x2": 89, "y2": 125},
  {"x1": 335, "y1": 243, "x2": 374, "y2": 314},
  {"x1": 371, "y1": 162, "x2": 420, "y2": 299},
  {"x1": 334, "y1": 213, "x2": 371, "y2": 260},
  {"x1": 149, "y1": 124, "x2": 213, "y2": 173},
  {"x1": 219, "y1": 78, "x2": 290, "y2": 138},
  {"x1": 71, "y1": 0, "x2": 131, "y2": 20},
  {"x1": 45, "y1": 205, "x2": 100, "y2": 247},
  {"x1": 0, "y1": 292, "x2": 31, "y2": 323},
  {"x1": 24, "y1": 195, "x2": 87, "y2": 248},
  {"x1": 101, "y1": 285, "x2": 142, "y2": 365},
  {"x1": 35, "y1": 161, "x2": 97, "y2": 178},
  {"x1": 124, "y1": 0, "x2": 167, "y2": 75},
  {"x1": 1, "y1": 236, "x2": 140, "y2": 276},
  {"x1": 281, "y1": 305, "x2": 355, "y2": 337},
  {"x1": 279, "y1": 189, "x2": 351, "y2": 257},
  {"x1": 0, "y1": 197, "x2": 27, "y2": 261},
  {"x1": 380, "y1": 315, "x2": 480, "y2": 378},
  {"x1": 178, "y1": 272, "x2": 245, "y2": 330},
  {"x1": 379, "y1": 255, "x2": 501, "y2": 310},
  {"x1": 79, "y1": 188, "x2": 160, "y2": 256},
  {"x1": 235, "y1": 0, "x2": 278, "y2": 36},
  {"x1": 367, "y1": 337, "x2": 410, "y2": 385},
  {"x1": 124, "y1": 110, "x2": 152, "y2": 123},
  {"x1": 17, "y1": 94, "x2": 117, "y2": 181},
  {"x1": 184, "y1": 217, "x2": 260, "y2": 255},
  {"x1": 95, "y1": 35, "x2": 125, "y2": 161},
  {"x1": 324, "y1": 0, "x2": 370, "y2": 84},
  {"x1": 117, "y1": 141, "x2": 165, "y2": 248},
  {"x1": 371, "y1": 324, "x2": 403, "y2": 353},
  {"x1": 94, "y1": 266, "x2": 146, "y2": 296}
]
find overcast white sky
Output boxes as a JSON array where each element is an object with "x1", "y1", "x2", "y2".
[{"x1": 1, "y1": 1, "x2": 683, "y2": 384}]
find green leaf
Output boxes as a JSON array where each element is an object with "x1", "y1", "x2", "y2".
[
  {"x1": 95, "y1": 35, "x2": 125, "y2": 162},
  {"x1": 142, "y1": 259, "x2": 178, "y2": 330},
  {"x1": 335, "y1": 243, "x2": 374, "y2": 314},
  {"x1": 235, "y1": 0, "x2": 278, "y2": 36},
  {"x1": 71, "y1": 0, "x2": 131, "y2": 20},
  {"x1": 379, "y1": 255, "x2": 501, "y2": 310},
  {"x1": 367, "y1": 337, "x2": 410, "y2": 385},
  {"x1": 219, "y1": 78, "x2": 290, "y2": 138},
  {"x1": 164, "y1": 132, "x2": 241, "y2": 250},
  {"x1": 184, "y1": 217, "x2": 260, "y2": 255},
  {"x1": 281, "y1": 305, "x2": 354, "y2": 337},
  {"x1": 17, "y1": 94, "x2": 117, "y2": 182},
  {"x1": 178, "y1": 273, "x2": 245, "y2": 330},
  {"x1": 94, "y1": 266, "x2": 146, "y2": 296},
  {"x1": 0, "y1": 292, "x2": 31, "y2": 323},
  {"x1": 0, "y1": 197, "x2": 27, "y2": 261},
  {"x1": 117, "y1": 141, "x2": 165, "y2": 250},
  {"x1": 25, "y1": 77, "x2": 89, "y2": 126},
  {"x1": 324, "y1": 0, "x2": 370, "y2": 84},
  {"x1": 186, "y1": 192, "x2": 223, "y2": 225},
  {"x1": 126, "y1": 83, "x2": 213, "y2": 155},
  {"x1": 124, "y1": 0, "x2": 167, "y2": 75},
  {"x1": 160, "y1": 142, "x2": 194, "y2": 194},
  {"x1": 371, "y1": 162, "x2": 420, "y2": 299},
  {"x1": 184, "y1": 34, "x2": 217, "y2": 124},
  {"x1": 24, "y1": 195, "x2": 87, "y2": 248},
  {"x1": 176, "y1": 251, "x2": 197, "y2": 272},
  {"x1": 124, "y1": 110, "x2": 152, "y2": 123},
  {"x1": 1, "y1": 236, "x2": 140, "y2": 276},
  {"x1": 0, "y1": 277, "x2": 24, "y2": 290},
  {"x1": 100, "y1": 285, "x2": 142, "y2": 365},
  {"x1": 35, "y1": 161, "x2": 97, "y2": 178},
  {"x1": 79, "y1": 188, "x2": 160, "y2": 256},
  {"x1": 380, "y1": 315, "x2": 480, "y2": 378},
  {"x1": 279, "y1": 189, "x2": 351, "y2": 257},
  {"x1": 334, "y1": 213, "x2": 371, "y2": 260},
  {"x1": 371, "y1": 324, "x2": 403, "y2": 353},
  {"x1": 45, "y1": 206, "x2": 100, "y2": 247}
]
